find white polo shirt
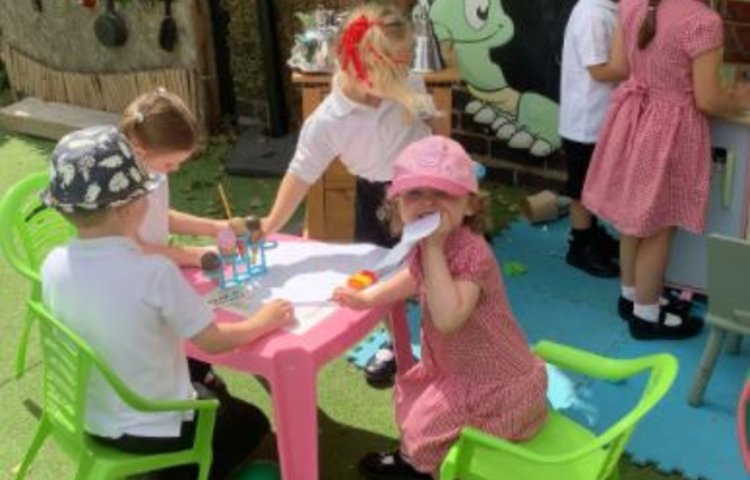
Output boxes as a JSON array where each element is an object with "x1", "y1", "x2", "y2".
[
  {"x1": 559, "y1": 0, "x2": 619, "y2": 144},
  {"x1": 138, "y1": 173, "x2": 170, "y2": 246},
  {"x1": 288, "y1": 75, "x2": 432, "y2": 184},
  {"x1": 42, "y1": 237, "x2": 213, "y2": 438}
]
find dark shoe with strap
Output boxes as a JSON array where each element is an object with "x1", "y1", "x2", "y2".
[
  {"x1": 365, "y1": 342, "x2": 397, "y2": 387},
  {"x1": 566, "y1": 242, "x2": 620, "y2": 278},
  {"x1": 629, "y1": 308, "x2": 703, "y2": 340},
  {"x1": 593, "y1": 225, "x2": 620, "y2": 260},
  {"x1": 358, "y1": 450, "x2": 432, "y2": 480},
  {"x1": 617, "y1": 295, "x2": 692, "y2": 322}
]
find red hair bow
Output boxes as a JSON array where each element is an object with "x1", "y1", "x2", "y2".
[{"x1": 338, "y1": 15, "x2": 381, "y2": 85}]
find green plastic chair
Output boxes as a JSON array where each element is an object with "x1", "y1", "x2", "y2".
[
  {"x1": 0, "y1": 171, "x2": 75, "y2": 378},
  {"x1": 688, "y1": 234, "x2": 750, "y2": 407},
  {"x1": 14, "y1": 300, "x2": 220, "y2": 480},
  {"x1": 439, "y1": 340, "x2": 678, "y2": 480}
]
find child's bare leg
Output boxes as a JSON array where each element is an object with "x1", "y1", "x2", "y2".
[
  {"x1": 634, "y1": 228, "x2": 673, "y2": 306},
  {"x1": 620, "y1": 234, "x2": 639, "y2": 288},
  {"x1": 570, "y1": 201, "x2": 593, "y2": 230}
]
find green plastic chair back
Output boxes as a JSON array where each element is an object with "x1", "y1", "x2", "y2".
[
  {"x1": 14, "y1": 300, "x2": 219, "y2": 480},
  {"x1": 440, "y1": 340, "x2": 678, "y2": 480},
  {"x1": 705, "y1": 234, "x2": 750, "y2": 327},
  {"x1": 688, "y1": 234, "x2": 750, "y2": 406},
  {"x1": 0, "y1": 171, "x2": 75, "y2": 378}
]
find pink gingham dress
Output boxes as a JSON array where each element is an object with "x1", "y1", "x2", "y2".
[
  {"x1": 582, "y1": 0, "x2": 723, "y2": 237},
  {"x1": 395, "y1": 227, "x2": 548, "y2": 473}
]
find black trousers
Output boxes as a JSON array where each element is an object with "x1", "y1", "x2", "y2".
[
  {"x1": 562, "y1": 138, "x2": 596, "y2": 201},
  {"x1": 91, "y1": 360, "x2": 270, "y2": 480},
  {"x1": 355, "y1": 177, "x2": 399, "y2": 248}
]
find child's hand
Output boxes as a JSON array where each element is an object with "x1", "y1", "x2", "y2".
[
  {"x1": 186, "y1": 245, "x2": 220, "y2": 267},
  {"x1": 254, "y1": 299, "x2": 295, "y2": 330},
  {"x1": 331, "y1": 287, "x2": 371, "y2": 310},
  {"x1": 424, "y1": 208, "x2": 458, "y2": 248}
]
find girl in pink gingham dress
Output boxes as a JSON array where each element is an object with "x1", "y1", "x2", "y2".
[
  {"x1": 582, "y1": 0, "x2": 750, "y2": 340},
  {"x1": 334, "y1": 136, "x2": 548, "y2": 478}
]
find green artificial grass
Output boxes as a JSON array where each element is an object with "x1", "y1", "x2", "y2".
[{"x1": 0, "y1": 128, "x2": 685, "y2": 479}]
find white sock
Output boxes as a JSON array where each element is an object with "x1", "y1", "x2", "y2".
[
  {"x1": 633, "y1": 303, "x2": 659, "y2": 322},
  {"x1": 621, "y1": 285, "x2": 635, "y2": 302},
  {"x1": 663, "y1": 312, "x2": 682, "y2": 327}
]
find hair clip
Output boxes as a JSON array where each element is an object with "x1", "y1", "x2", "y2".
[
  {"x1": 156, "y1": 86, "x2": 167, "y2": 95},
  {"x1": 134, "y1": 111, "x2": 145, "y2": 123},
  {"x1": 473, "y1": 161, "x2": 487, "y2": 180}
]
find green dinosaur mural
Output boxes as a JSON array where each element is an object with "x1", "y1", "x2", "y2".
[{"x1": 430, "y1": 0, "x2": 561, "y2": 157}]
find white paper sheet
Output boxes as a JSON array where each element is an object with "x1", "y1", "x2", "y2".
[
  {"x1": 201, "y1": 240, "x2": 387, "y2": 334},
  {"x1": 372, "y1": 212, "x2": 440, "y2": 275}
]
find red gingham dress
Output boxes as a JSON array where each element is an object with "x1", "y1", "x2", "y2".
[
  {"x1": 395, "y1": 227, "x2": 548, "y2": 474},
  {"x1": 582, "y1": 0, "x2": 723, "y2": 237}
]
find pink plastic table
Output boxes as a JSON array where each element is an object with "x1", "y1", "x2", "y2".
[{"x1": 182, "y1": 242, "x2": 414, "y2": 480}]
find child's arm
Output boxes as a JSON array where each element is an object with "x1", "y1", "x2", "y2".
[
  {"x1": 260, "y1": 172, "x2": 312, "y2": 237},
  {"x1": 421, "y1": 241, "x2": 481, "y2": 334},
  {"x1": 693, "y1": 47, "x2": 750, "y2": 117},
  {"x1": 587, "y1": 24, "x2": 628, "y2": 82},
  {"x1": 190, "y1": 299, "x2": 294, "y2": 354},
  {"x1": 139, "y1": 241, "x2": 215, "y2": 268},
  {"x1": 332, "y1": 269, "x2": 418, "y2": 310},
  {"x1": 169, "y1": 210, "x2": 228, "y2": 237}
]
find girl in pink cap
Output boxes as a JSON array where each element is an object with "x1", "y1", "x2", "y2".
[
  {"x1": 333, "y1": 135, "x2": 548, "y2": 479},
  {"x1": 582, "y1": 0, "x2": 750, "y2": 339}
]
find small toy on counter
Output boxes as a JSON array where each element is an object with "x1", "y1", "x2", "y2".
[
  {"x1": 347, "y1": 270, "x2": 379, "y2": 291},
  {"x1": 210, "y1": 218, "x2": 277, "y2": 290}
]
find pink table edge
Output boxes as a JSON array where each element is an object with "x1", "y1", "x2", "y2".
[{"x1": 182, "y1": 234, "x2": 415, "y2": 480}]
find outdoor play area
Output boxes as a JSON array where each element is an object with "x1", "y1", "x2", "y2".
[{"x1": 2, "y1": 1, "x2": 750, "y2": 480}]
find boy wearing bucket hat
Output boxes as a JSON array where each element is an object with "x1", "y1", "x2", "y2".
[
  {"x1": 333, "y1": 136, "x2": 547, "y2": 478},
  {"x1": 40, "y1": 126, "x2": 293, "y2": 479}
]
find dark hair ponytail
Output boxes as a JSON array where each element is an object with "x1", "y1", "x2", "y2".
[{"x1": 637, "y1": 0, "x2": 662, "y2": 49}]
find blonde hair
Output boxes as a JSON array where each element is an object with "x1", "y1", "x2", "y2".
[
  {"x1": 120, "y1": 88, "x2": 199, "y2": 154},
  {"x1": 336, "y1": 2, "x2": 436, "y2": 118},
  {"x1": 381, "y1": 191, "x2": 490, "y2": 237}
]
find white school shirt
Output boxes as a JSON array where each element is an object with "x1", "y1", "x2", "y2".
[
  {"x1": 41, "y1": 237, "x2": 213, "y2": 438},
  {"x1": 138, "y1": 173, "x2": 170, "y2": 246},
  {"x1": 559, "y1": 0, "x2": 619, "y2": 144},
  {"x1": 288, "y1": 75, "x2": 432, "y2": 184}
]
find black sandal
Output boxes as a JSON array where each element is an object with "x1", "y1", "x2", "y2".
[
  {"x1": 629, "y1": 307, "x2": 703, "y2": 340},
  {"x1": 617, "y1": 295, "x2": 692, "y2": 322},
  {"x1": 358, "y1": 450, "x2": 432, "y2": 480},
  {"x1": 364, "y1": 342, "x2": 397, "y2": 387}
]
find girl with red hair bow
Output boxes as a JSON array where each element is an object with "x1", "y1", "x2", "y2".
[{"x1": 258, "y1": 3, "x2": 437, "y2": 386}]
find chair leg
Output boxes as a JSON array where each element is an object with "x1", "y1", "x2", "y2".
[
  {"x1": 606, "y1": 465, "x2": 621, "y2": 480},
  {"x1": 688, "y1": 327, "x2": 726, "y2": 407},
  {"x1": 73, "y1": 453, "x2": 96, "y2": 480},
  {"x1": 196, "y1": 457, "x2": 211, "y2": 480},
  {"x1": 14, "y1": 306, "x2": 36, "y2": 379},
  {"x1": 14, "y1": 417, "x2": 51, "y2": 479},
  {"x1": 726, "y1": 333, "x2": 743, "y2": 355}
]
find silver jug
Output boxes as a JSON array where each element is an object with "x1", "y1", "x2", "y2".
[{"x1": 411, "y1": 0, "x2": 444, "y2": 73}]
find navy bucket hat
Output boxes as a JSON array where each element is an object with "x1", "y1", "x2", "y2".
[{"x1": 42, "y1": 126, "x2": 159, "y2": 213}]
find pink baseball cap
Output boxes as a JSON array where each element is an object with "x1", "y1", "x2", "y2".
[{"x1": 388, "y1": 135, "x2": 478, "y2": 199}]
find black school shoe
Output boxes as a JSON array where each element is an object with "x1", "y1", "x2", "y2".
[
  {"x1": 566, "y1": 241, "x2": 620, "y2": 278},
  {"x1": 358, "y1": 450, "x2": 432, "y2": 480},
  {"x1": 617, "y1": 295, "x2": 692, "y2": 322},
  {"x1": 629, "y1": 308, "x2": 704, "y2": 340},
  {"x1": 593, "y1": 225, "x2": 620, "y2": 260},
  {"x1": 365, "y1": 342, "x2": 397, "y2": 387}
]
